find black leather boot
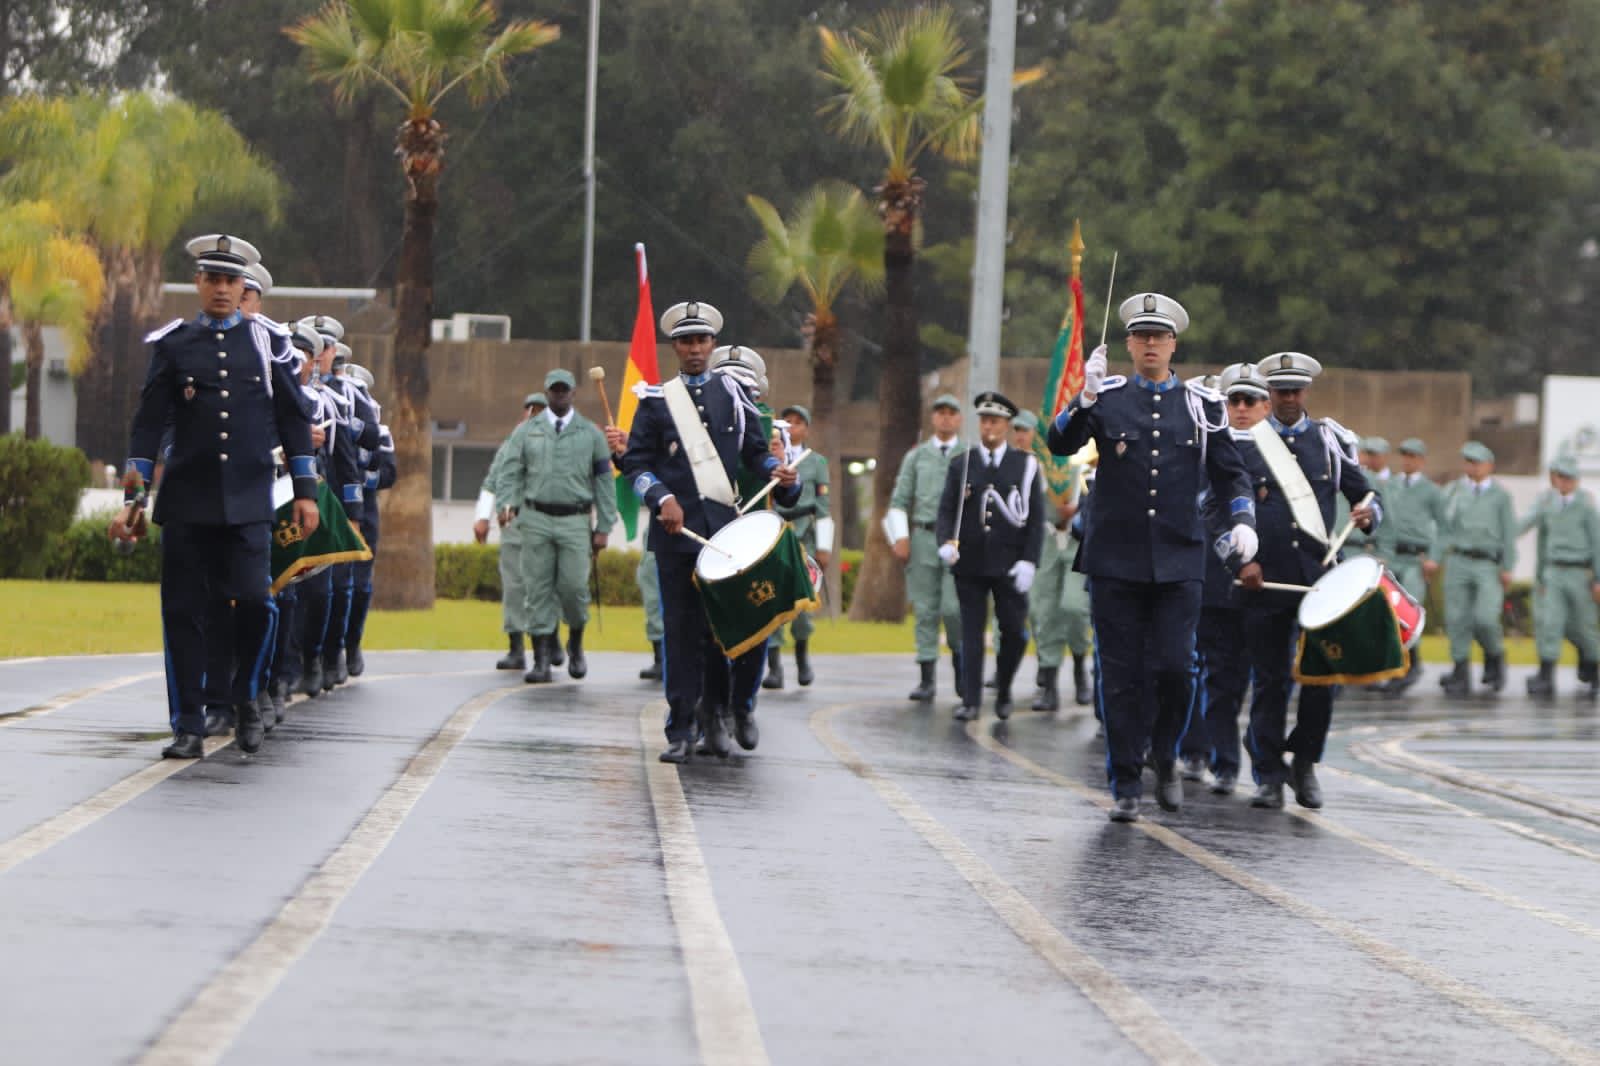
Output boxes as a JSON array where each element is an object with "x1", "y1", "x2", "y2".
[
  {"x1": 1030, "y1": 666, "x2": 1059, "y2": 711},
  {"x1": 1482, "y1": 653, "x2": 1505, "y2": 692},
  {"x1": 1072, "y1": 653, "x2": 1093, "y2": 705},
  {"x1": 566, "y1": 626, "x2": 587, "y2": 679},
  {"x1": 1154, "y1": 760, "x2": 1183, "y2": 812},
  {"x1": 524, "y1": 634, "x2": 554, "y2": 683},
  {"x1": 1526, "y1": 660, "x2": 1556, "y2": 697},
  {"x1": 203, "y1": 705, "x2": 233, "y2": 737},
  {"x1": 908, "y1": 661, "x2": 935, "y2": 702},
  {"x1": 301, "y1": 656, "x2": 323, "y2": 698},
  {"x1": 270, "y1": 678, "x2": 287, "y2": 725},
  {"x1": 640, "y1": 641, "x2": 663, "y2": 681},
  {"x1": 1581, "y1": 658, "x2": 1600, "y2": 699},
  {"x1": 346, "y1": 643, "x2": 365, "y2": 676},
  {"x1": 549, "y1": 628, "x2": 566, "y2": 668},
  {"x1": 697, "y1": 702, "x2": 731, "y2": 758},
  {"x1": 1440, "y1": 660, "x2": 1470, "y2": 697},
  {"x1": 496, "y1": 632, "x2": 526, "y2": 671},
  {"x1": 162, "y1": 732, "x2": 204, "y2": 759},
  {"x1": 763, "y1": 646, "x2": 784, "y2": 690},
  {"x1": 257, "y1": 689, "x2": 276, "y2": 734},
  {"x1": 795, "y1": 640, "x2": 814, "y2": 686},
  {"x1": 235, "y1": 699, "x2": 265, "y2": 754}
]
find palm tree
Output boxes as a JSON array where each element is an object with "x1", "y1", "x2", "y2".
[
  {"x1": 746, "y1": 181, "x2": 884, "y2": 487},
  {"x1": 0, "y1": 92, "x2": 283, "y2": 462},
  {"x1": 288, "y1": 0, "x2": 558, "y2": 610},
  {"x1": 0, "y1": 201, "x2": 105, "y2": 439},
  {"x1": 819, "y1": 6, "x2": 982, "y2": 621}
]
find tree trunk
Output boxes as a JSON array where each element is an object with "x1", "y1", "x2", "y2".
[
  {"x1": 810, "y1": 314, "x2": 841, "y2": 617},
  {"x1": 22, "y1": 321, "x2": 43, "y2": 439},
  {"x1": 376, "y1": 119, "x2": 440, "y2": 610},
  {"x1": 0, "y1": 283, "x2": 13, "y2": 436},
  {"x1": 76, "y1": 246, "x2": 148, "y2": 465},
  {"x1": 849, "y1": 225, "x2": 919, "y2": 621}
]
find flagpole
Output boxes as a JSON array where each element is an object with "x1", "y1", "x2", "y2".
[{"x1": 579, "y1": 0, "x2": 600, "y2": 342}]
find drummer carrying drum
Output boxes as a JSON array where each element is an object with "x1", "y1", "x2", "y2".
[
  {"x1": 616, "y1": 300, "x2": 801, "y2": 764},
  {"x1": 1218, "y1": 352, "x2": 1380, "y2": 811}
]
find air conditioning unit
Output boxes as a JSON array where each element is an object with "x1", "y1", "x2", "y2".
[
  {"x1": 430, "y1": 313, "x2": 511, "y2": 342},
  {"x1": 46, "y1": 357, "x2": 69, "y2": 379}
]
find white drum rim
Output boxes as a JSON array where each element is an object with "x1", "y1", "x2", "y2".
[
  {"x1": 696, "y1": 510, "x2": 785, "y2": 582},
  {"x1": 1297, "y1": 555, "x2": 1383, "y2": 630}
]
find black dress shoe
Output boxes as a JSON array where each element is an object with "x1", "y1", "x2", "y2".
[
  {"x1": 994, "y1": 694, "x2": 1013, "y2": 721},
  {"x1": 1289, "y1": 759, "x2": 1323, "y2": 809},
  {"x1": 1155, "y1": 761, "x2": 1182, "y2": 812},
  {"x1": 203, "y1": 707, "x2": 233, "y2": 737},
  {"x1": 698, "y1": 704, "x2": 731, "y2": 758},
  {"x1": 734, "y1": 713, "x2": 760, "y2": 751},
  {"x1": 1211, "y1": 770, "x2": 1238, "y2": 795},
  {"x1": 1108, "y1": 796, "x2": 1140, "y2": 823},
  {"x1": 301, "y1": 658, "x2": 323, "y2": 698},
  {"x1": 328, "y1": 651, "x2": 347, "y2": 687},
  {"x1": 1250, "y1": 782, "x2": 1285, "y2": 809},
  {"x1": 163, "y1": 732, "x2": 205, "y2": 759},
  {"x1": 954, "y1": 704, "x2": 980, "y2": 722},
  {"x1": 270, "y1": 684, "x2": 287, "y2": 725},
  {"x1": 257, "y1": 690, "x2": 276, "y2": 734},
  {"x1": 235, "y1": 701, "x2": 265, "y2": 754},
  {"x1": 347, "y1": 644, "x2": 365, "y2": 676},
  {"x1": 659, "y1": 739, "x2": 692, "y2": 764}
]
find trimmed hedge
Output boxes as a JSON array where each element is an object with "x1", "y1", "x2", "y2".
[
  {"x1": 44, "y1": 509, "x2": 164, "y2": 582},
  {"x1": 0, "y1": 434, "x2": 91, "y2": 578}
]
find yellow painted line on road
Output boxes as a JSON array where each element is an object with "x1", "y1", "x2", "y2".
[
  {"x1": 812, "y1": 704, "x2": 1212, "y2": 1066},
  {"x1": 137, "y1": 683, "x2": 517, "y2": 1066},
  {"x1": 967, "y1": 723, "x2": 1600, "y2": 1066},
  {"x1": 639, "y1": 703, "x2": 771, "y2": 1066},
  {"x1": 0, "y1": 671, "x2": 162, "y2": 726}
]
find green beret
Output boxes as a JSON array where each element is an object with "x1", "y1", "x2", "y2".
[
  {"x1": 781, "y1": 404, "x2": 812, "y2": 424},
  {"x1": 1461, "y1": 441, "x2": 1495, "y2": 464},
  {"x1": 1551, "y1": 454, "x2": 1581, "y2": 478},
  {"x1": 1011, "y1": 409, "x2": 1039, "y2": 431},
  {"x1": 932, "y1": 393, "x2": 961, "y2": 412},
  {"x1": 523, "y1": 392, "x2": 545, "y2": 408},
  {"x1": 545, "y1": 368, "x2": 576, "y2": 390},
  {"x1": 1361, "y1": 436, "x2": 1390, "y2": 455},
  {"x1": 1398, "y1": 437, "x2": 1426, "y2": 456}
]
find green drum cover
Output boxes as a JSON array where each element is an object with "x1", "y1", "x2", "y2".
[
  {"x1": 269, "y1": 481, "x2": 373, "y2": 595},
  {"x1": 696, "y1": 522, "x2": 821, "y2": 658},
  {"x1": 1295, "y1": 585, "x2": 1408, "y2": 687}
]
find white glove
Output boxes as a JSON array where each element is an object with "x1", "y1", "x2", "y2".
[
  {"x1": 1083, "y1": 343, "x2": 1109, "y2": 398},
  {"x1": 1010, "y1": 560, "x2": 1036, "y2": 594},
  {"x1": 938, "y1": 542, "x2": 959, "y2": 566},
  {"x1": 1229, "y1": 524, "x2": 1259, "y2": 564}
]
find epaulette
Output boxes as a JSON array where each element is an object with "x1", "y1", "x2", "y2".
[
  {"x1": 1318, "y1": 415, "x2": 1360, "y2": 447},
  {"x1": 1097, "y1": 375, "x2": 1128, "y2": 392},
  {"x1": 252, "y1": 313, "x2": 290, "y2": 336},
  {"x1": 1184, "y1": 378, "x2": 1222, "y2": 403},
  {"x1": 632, "y1": 381, "x2": 663, "y2": 400},
  {"x1": 144, "y1": 318, "x2": 185, "y2": 344}
]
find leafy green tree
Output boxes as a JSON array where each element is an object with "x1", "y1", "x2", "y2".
[
  {"x1": 0, "y1": 91, "x2": 282, "y2": 461},
  {"x1": 288, "y1": 0, "x2": 558, "y2": 609}
]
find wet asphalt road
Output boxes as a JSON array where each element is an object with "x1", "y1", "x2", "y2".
[{"x1": 2, "y1": 652, "x2": 1599, "y2": 1065}]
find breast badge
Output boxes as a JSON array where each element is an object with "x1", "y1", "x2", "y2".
[{"x1": 1115, "y1": 441, "x2": 1127, "y2": 458}]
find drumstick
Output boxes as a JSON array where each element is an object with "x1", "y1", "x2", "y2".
[
  {"x1": 1322, "y1": 491, "x2": 1377, "y2": 567},
  {"x1": 588, "y1": 365, "x2": 616, "y2": 427},
  {"x1": 677, "y1": 526, "x2": 736, "y2": 559},
  {"x1": 739, "y1": 448, "x2": 812, "y2": 515},
  {"x1": 1098, "y1": 250, "x2": 1119, "y2": 347},
  {"x1": 1234, "y1": 579, "x2": 1313, "y2": 593}
]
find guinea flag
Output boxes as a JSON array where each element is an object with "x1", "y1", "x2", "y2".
[{"x1": 615, "y1": 243, "x2": 658, "y2": 539}]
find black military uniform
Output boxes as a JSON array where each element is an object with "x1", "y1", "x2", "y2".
[
  {"x1": 346, "y1": 401, "x2": 395, "y2": 676},
  {"x1": 620, "y1": 301, "x2": 801, "y2": 763},
  {"x1": 1047, "y1": 292, "x2": 1255, "y2": 821},
  {"x1": 123, "y1": 234, "x2": 316, "y2": 758},
  {"x1": 936, "y1": 392, "x2": 1045, "y2": 721}
]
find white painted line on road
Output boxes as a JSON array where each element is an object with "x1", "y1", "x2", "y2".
[
  {"x1": 0, "y1": 671, "x2": 161, "y2": 726},
  {"x1": 0, "y1": 656, "x2": 46, "y2": 666},
  {"x1": 968, "y1": 724, "x2": 1600, "y2": 1066},
  {"x1": 639, "y1": 703, "x2": 771, "y2": 1066},
  {"x1": 137, "y1": 683, "x2": 516, "y2": 1066},
  {"x1": 812, "y1": 705, "x2": 1212, "y2": 1066}
]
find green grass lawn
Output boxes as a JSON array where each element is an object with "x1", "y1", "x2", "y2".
[{"x1": 0, "y1": 579, "x2": 1565, "y2": 665}]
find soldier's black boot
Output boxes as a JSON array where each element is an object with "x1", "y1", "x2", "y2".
[
  {"x1": 203, "y1": 705, "x2": 233, "y2": 737},
  {"x1": 1030, "y1": 667, "x2": 1059, "y2": 711},
  {"x1": 257, "y1": 689, "x2": 276, "y2": 734},
  {"x1": 1440, "y1": 660, "x2": 1470, "y2": 697},
  {"x1": 496, "y1": 632, "x2": 525, "y2": 671},
  {"x1": 270, "y1": 679, "x2": 287, "y2": 725},
  {"x1": 1526, "y1": 660, "x2": 1556, "y2": 697},
  {"x1": 640, "y1": 641, "x2": 663, "y2": 681},
  {"x1": 234, "y1": 700, "x2": 265, "y2": 754},
  {"x1": 1580, "y1": 658, "x2": 1600, "y2": 700},
  {"x1": 1482, "y1": 653, "x2": 1506, "y2": 692},
  {"x1": 524, "y1": 634, "x2": 554, "y2": 684},
  {"x1": 1072, "y1": 653, "x2": 1093, "y2": 705},
  {"x1": 763, "y1": 646, "x2": 785, "y2": 690},
  {"x1": 162, "y1": 733, "x2": 204, "y2": 759},
  {"x1": 795, "y1": 640, "x2": 815, "y2": 686},
  {"x1": 549, "y1": 628, "x2": 566, "y2": 668},
  {"x1": 321, "y1": 652, "x2": 339, "y2": 691},
  {"x1": 566, "y1": 627, "x2": 588, "y2": 679},
  {"x1": 697, "y1": 702, "x2": 731, "y2": 758},
  {"x1": 1389, "y1": 647, "x2": 1423, "y2": 694},
  {"x1": 301, "y1": 656, "x2": 323, "y2": 698},
  {"x1": 346, "y1": 643, "x2": 365, "y2": 677},
  {"x1": 908, "y1": 661, "x2": 936, "y2": 702},
  {"x1": 331, "y1": 649, "x2": 349, "y2": 686},
  {"x1": 1154, "y1": 760, "x2": 1183, "y2": 812},
  {"x1": 733, "y1": 711, "x2": 759, "y2": 751}
]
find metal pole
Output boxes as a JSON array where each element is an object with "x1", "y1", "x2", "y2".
[
  {"x1": 963, "y1": 0, "x2": 1017, "y2": 441},
  {"x1": 579, "y1": 0, "x2": 599, "y2": 342}
]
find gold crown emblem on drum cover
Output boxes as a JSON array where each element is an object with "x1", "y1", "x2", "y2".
[
  {"x1": 1318, "y1": 639, "x2": 1344, "y2": 662},
  {"x1": 747, "y1": 580, "x2": 777, "y2": 607},
  {"x1": 274, "y1": 519, "x2": 306, "y2": 548}
]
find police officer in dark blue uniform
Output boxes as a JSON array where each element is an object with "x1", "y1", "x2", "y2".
[
  {"x1": 1047, "y1": 292, "x2": 1257, "y2": 822},
  {"x1": 322, "y1": 341, "x2": 382, "y2": 685},
  {"x1": 1220, "y1": 352, "x2": 1379, "y2": 811},
  {"x1": 343, "y1": 363, "x2": 394, "y2": 676},
  {"x1": 617, "y1": 300, "x2": 802, "y2": 764},
  {"x1": 111, "y1": 234, "x2": 319, "y2": 759},
  {"x1": 935, "y1": 391, "x2": 1046, "y2": 722}
]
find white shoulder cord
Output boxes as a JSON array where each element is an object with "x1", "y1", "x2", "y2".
[
  {"x1": 1184, "y1": 382, "x2": 1227, "y2": 466},
  {"x1": 981, "y1": 453, "x2": 1038, "y2": 528}
]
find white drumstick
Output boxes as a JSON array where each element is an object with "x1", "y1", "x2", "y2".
[
  {"x1": 740, "y1": 448, "x2": 812, "y2": 515},
  {"x1": 678, "y1": 526, "x2": 735, "y2": 559},
  {"x1": 1322, "y1": 491, "x2": 1376, "y2": 567},
  {"x1": 1234, "y1": 579, "x2": 1313, "y2": 593}
]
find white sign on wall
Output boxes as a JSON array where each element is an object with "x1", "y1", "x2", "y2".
[{"x1": 1540, "y1": 375, "x2": 1600, "y2": 474}]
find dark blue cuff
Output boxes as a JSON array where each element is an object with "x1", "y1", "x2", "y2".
[
  {"x1": 633, "y1": 472, "x2": 660, "y2": 497},
  {"x1": 1229, "y1": 497, "x2": 1253, "y2": 517},
  {"x1": 289, "y1": 455, "x2": 316, "y2": 479},
  {"x1": 364, "y1": 472, "x2": 380, "y2": 490},
  {"x1": 342, "y1": 484, "x2": 364, "y2": 504},
  {"x1": 760, "y1": 455, "x2": 780, "y2": 475},
  {"x1": 127, "y1": 458, "x2": 155, "y2": 482}
]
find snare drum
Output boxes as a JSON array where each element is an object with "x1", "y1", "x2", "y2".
[
  {"x1": 1294, "y1": 556, "x2": 1412, "y2": 687},
  {"x1": 694, "y1": 511, "x2": 821, "y2": 658}
]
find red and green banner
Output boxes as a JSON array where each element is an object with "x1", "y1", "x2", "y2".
[
  {"x1": 1032, "y1": 249, "x2": 1086, "y2": 499},
  {"x1": 615, "y1": 243, "x2": 659, "y2": 540}
]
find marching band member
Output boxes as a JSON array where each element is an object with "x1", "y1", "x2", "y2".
[{"x1": 342, "y1": 362, "x2": 394, "y2": 676}]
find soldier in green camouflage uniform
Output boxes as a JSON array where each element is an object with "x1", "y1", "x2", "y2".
[
  {"x1": 1346, "y1": 437, "x2": 1391, "y2": 558},
  {"x1": 1438, "y1": 441, "x2": 1518, "y2": 696},
  {"x1": 475, "y1": 392, "x2": 543, "y2": 671},
  {"x1": 1382, "y1": 437, "x2": 1447, "y2": 692},
  {"x1": 1521, "y1": 454, "x2": 1600, "y2": 698},
  {"x1": 888, "y1": 394, "x2": 965, "y2": 702},
  {"x1": 494, "y1": 369, "x2": 619, "y2": 684},
  {"x1": 637, "y1": 548, "x2": 664, "y2": 680},
  {"x1": 767, "y1": 404, "x2": 832, "y2": 689}
]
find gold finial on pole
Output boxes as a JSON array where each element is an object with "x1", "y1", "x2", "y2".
[{"x1": 1069, "y1": 218, "x2": 1085, "y2": 282}]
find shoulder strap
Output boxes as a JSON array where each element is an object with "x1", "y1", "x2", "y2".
[
  {"x1": 1249, "y1": 421, "x2": 1329, "y2": 544},
  {"x1": 145, "y1": 318, "x2": 184, "y2": 344},
  {"x1": 661, "y1": 377, "x2": 736, "y2": 507}
]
